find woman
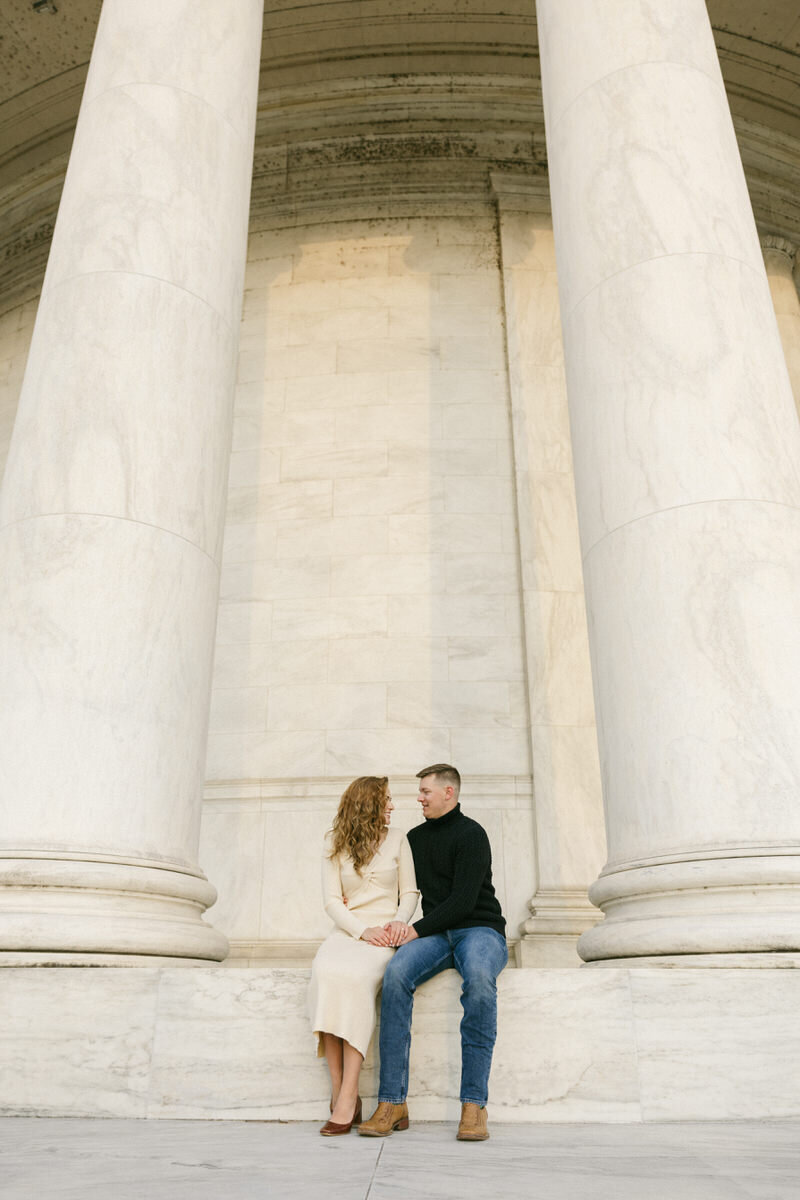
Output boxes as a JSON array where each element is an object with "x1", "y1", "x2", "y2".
[{"x1": 308, "y1": 775, "x2": 418, "y2": 1136}]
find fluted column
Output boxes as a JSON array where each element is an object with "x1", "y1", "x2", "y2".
[
  {"x1": 0, "y1": 0, "x2": 263, "y2": 963},
  {"x1": 762, "y1": 236, "x2": 800, "y2": 423},
  {"x1": 537, "y1": 0, "x2": 800, "y2": 964}
]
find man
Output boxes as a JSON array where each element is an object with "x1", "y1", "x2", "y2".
[{"x1": 358, "y1": 763, "x2": 507, "y2": 1142}]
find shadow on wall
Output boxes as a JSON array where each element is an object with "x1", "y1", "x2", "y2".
[{"x1": 200, "y1": 211, "x2": 538, "y2": 953}]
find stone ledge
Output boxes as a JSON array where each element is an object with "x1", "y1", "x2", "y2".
[{"x1": 1, "y1": 967, "x2": 798, "y2": 1123}]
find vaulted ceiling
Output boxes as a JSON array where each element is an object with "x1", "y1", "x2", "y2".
[{"x1": 1, "y1": 1, "x2": 799, "y2": 303}]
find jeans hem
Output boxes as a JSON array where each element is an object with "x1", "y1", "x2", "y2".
[
  {"x1": 377, "y1": 1096, "x2": 407, "y2": 1105},
  {"x1": 460, "y1": 1097, "x2": 487, "y2": 1106}
]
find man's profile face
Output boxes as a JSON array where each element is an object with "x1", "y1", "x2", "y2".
[{"x1": 417, "y1": 774, "x2": 455, "y2": 820}]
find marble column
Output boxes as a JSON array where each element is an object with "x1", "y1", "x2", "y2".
[
  {"x1": 762, "y1": 236, "x2": 800, "y2": 423},
  {"x1": 537, "y1": 0, "x2": 800, "y2": 964},
  {"x1": 492, "y1": 173, "x2": 605, "y2": 965},
  {"x1": 0, "y1": 0, "x2": 263, "y2": 963}
]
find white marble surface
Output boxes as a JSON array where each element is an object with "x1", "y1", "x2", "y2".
[
  {"x1": 630, "y1": 970, "x2": 800, "y2": 1121},
  {"x1": 538, "y1": 0, "x2": 800, "y2": 961},
  {"x1": 213, "y1": 213, "x2": 528, "y2": 781},
  {"x1": 537, "y1": 0, "x2": 725, "y2": 135},
  {"x1": 2, "y1": 967, "x2": 800, "y2": 1124},
  {"x1": 0, "y1": 969, "x2": 160, "y2": 1118},
  {"x1": 0, "y1": 0, "x2": 262, "y2": 961},
  {"x1": 3, "y1": 1118, "x2": 800, "y2": 1200},
  {"x1": 0, "y1": 515, "x2": 218, "y2": 862},
  {"x1": 548, "y1": 64, "x2": 762, "y2": 316},
  {"x1": 43, "y1": 82, "x2": 253, "y2": 330},
  {"x1": 6, "y1": 1113, "x2": 800, "y2": 1200},
  {"x1": 495, "y1": 194, "x2": 605, "y2": 953},
  {"x1": 583, "y1": 501, "x2": 800, "y2": 867},
  {"x1": 563, "y1": 253, "x2": 800, "y2": 551},
  {"x1": 1, "y1": 273, "x2": 237, "y2": 560},
  {"x1": 201, "y1": 781, "x2": 536, "y2": 955},
  {"x1": 204, "y1": 212, "x2": 535, "y2": 952},
  {"x1": 81, "y1": 0, "x2": 262, "y2": 141}
]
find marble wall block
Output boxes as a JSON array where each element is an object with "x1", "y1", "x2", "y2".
[
  {"x1": 198, "y1": 806, "x2": 265, "y2": 944},
  {"x1": 204, "y1": 211, "x2": 534, "y2": 955},
  {"x1": 494, "y1": 191, "x2": 605, "y2": 959},
  {"x1": 0, "y1": 969, "x2": 161, "y2": 1118},
  {"x1": 630, "y1": 970, "x2": 800, "y2": 1121},
  {"x1": 147, "y1": 968, "x2": 318, "y2": 1119},
  {"x1": 4, "y1": 967, "x2": 798, "y2": 1123}
]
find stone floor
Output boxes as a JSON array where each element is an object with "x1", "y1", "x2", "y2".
[{"x1": 2, "y1": 1118, "x2": 798, "y2": 1199}]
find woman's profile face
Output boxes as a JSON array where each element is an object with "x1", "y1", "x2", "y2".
[{"x1": 383, "y1": 788, "x2": 394, "y2": 824}]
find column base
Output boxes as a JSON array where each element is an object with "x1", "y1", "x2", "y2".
[
  {"x1": 519, "y1": 889, "x2": 603, "y2": 966},
  {"x1": 0, "y1": 855, "x2": 229, "y2": 963},
  {"x1": 579, "y1": 853, "x2": 800, "y2": 964}
]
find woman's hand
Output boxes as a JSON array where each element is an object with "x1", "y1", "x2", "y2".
[
  {"x1": 383, "y1": 921, "x2": 410, "y2": 946},
  {"x1": 361, "y1": 926, "x2": 392, "y2": 946}
]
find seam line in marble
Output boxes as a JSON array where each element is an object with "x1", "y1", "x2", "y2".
[
  {"x1": 84, "y1": 78, "x2": 251, "y2": 148},
  {"x1": 364, "y1": 1140, "x2": 385, "y2": 1198},
  {"x1": 564, "y1": 249, "x2": 765, "y2": 321},
  {"x1": 0, "y1": 511, "x2": 221, "y2": 571},
  {"x1": 42, "y1": 268, "x2": 235, "y2": 335},
  {"x1": 582, "y1": 497, "x2": 800, "y2": 563},
  {"x1": 545, "y1": 56, "x2": 726, "y2": 137}
]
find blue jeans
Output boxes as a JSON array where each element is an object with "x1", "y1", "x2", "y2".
[{"x1": 377, "y1": 926, "x2": 508, "y2": 1107}]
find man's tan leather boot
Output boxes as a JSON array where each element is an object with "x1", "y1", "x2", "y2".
[
  {"x1": 358, "y1": 1101, "x2": 409, "y2": 1137},
  {"x1": 456, "y1": 1102, "x2": 489, "y2": 1141}
]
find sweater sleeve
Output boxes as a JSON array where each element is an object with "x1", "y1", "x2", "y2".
[
  {"x1": 412, "y1": 824, "x2": 491, "y2": 938},
  {"x1": 321, "y1": 839, "x2": 368, "y2": 940},
  {"x1": 395, "y1": 834, "x2": 420, "y2": 923}
]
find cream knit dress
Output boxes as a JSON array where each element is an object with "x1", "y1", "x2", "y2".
[{"x1": 308, "y1": 825, "x2": 419, "y2": 1058}]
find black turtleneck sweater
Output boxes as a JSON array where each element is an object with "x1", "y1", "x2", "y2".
[{"x1": 408, "y1": 803, "x2": 505, "y2": 939}]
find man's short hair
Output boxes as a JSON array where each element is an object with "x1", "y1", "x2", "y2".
[{"x1": 416, "y1": 763, "x2": 461, "y2": 796}]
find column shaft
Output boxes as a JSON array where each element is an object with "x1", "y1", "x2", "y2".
[
  {"x1": 0, "y1": 0, "x2": 264, "y2": 962},
  {"x1": 537, "y1": 0, "x2": 800, "y2": 964}
]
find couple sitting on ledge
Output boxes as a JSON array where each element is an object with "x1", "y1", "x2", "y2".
[{"x1": 307, "y1": 763, "x2": 507, "y2": 1142}]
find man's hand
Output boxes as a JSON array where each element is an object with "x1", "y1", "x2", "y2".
[
  {"x1": 361, "y1": 926, "x2": 392, "y2": 946},
  {"x1": 400, "y1": 925, "x2": 418, "y2": 943},
  {"x1": 383, "y1": 921, "x2": 410, "y2": 946}
]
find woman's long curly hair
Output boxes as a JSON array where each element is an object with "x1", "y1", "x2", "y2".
[{"x1": 328, "y1": 776, "x2": 389, "y2": 874}]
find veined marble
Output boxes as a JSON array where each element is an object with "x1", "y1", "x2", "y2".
[
  {"x1": 538, "y1": 0, "x2": 800, "y2": 963},
  {"x1": 0, "y1": 0, "x2": 263, "y2": 962},
  {"x1": 1, "y1": 967, "x2": 798, "y2": 1123},
  {"x1": 494, "y1": 182, "x2": 605, "y2": 963}
]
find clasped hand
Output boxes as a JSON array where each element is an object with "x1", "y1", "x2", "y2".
[{"x1": 361, "y1": 921, "x2": 418, "y2": 947}]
